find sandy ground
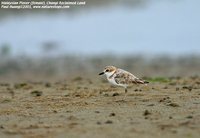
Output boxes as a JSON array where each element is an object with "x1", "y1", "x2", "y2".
[{"x1": 0, "y1": 76, "x2": 200, "y2": 138}]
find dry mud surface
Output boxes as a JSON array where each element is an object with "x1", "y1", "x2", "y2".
[{"x1": 0, "y1": 77, "x2": 200, "y2": 138}]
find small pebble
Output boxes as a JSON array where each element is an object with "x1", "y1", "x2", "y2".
[
  {"x1": 186, "y1": 115, "x2": 193, "y2": 119},
  {"x1": 112, "y1": 93, "x2": 119, "y2": 97},
  {"x1": 109, "y1": 113, "x2": 116, "y2": 117},
  {"x1": 64, "y1": 94, "x2": 70, "y2": 97},
  {"x1": 163, "y1": 86, "x2": 168, "y2": 89},
  {"x1": 159, "y1": 97, "x2": 170, "y2": 103},
  {"x1": 167, "y1": 103, "x2": 180, "y2": 107},
  {"x1": 182, "y1": 86, "x2": 192, "y2": 91},
  {"x1": 96, "y1": 121, "x2": 101, "y2": 125},
  {"x1": 45, "y1": 82, "x2": 51, "y2": 87},
  {"x1": 143, "y1": 110, "x2": 151, "y2": 116},
  {"x1": 182, "y1": 86, "x2": 187, "y2": 89},
  {"x1": 53, "y1": 110, "x2": 58, "y2": 113},
  {"x1": 0, "y1": 125, "x2": 4, "y2": 129},
  {"x1": 147, "y1": 104, "x2": 155, "y2": 106},
  {"x1": 14, "y1": 83, "x2": 27, "y2": 89},
  {"x1": 169, "y1": 82, "x2": 176, "y2": 86},
  {"x1": 159, "y1": 99, "x2": 164, "y2": 102},
  {"x1": 30, "y1": 90, "x2": 43, "y2": 97},
  {"x1": 75, "y1": 94, "x2": 81, "y2": 97},
  {"x1": 105, "y1": 120, "x2": 113, "y2": 124}
]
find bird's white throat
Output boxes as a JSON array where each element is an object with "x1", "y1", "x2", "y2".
[{"x1": 105, "y1": 71, "x2": 115, "y2": 79}]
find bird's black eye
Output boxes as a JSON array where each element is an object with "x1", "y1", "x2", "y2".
[{"x1": 105, "y1": 69, "x2": 109, "y2": 72}]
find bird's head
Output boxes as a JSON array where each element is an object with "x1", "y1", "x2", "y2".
[{"x1": 99, "y1": 66, "x2": 117, "y2": 77}]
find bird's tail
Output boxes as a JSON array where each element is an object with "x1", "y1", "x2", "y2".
[{"x1": 135, "y1": 78, "x2": 149, "y2": 85}]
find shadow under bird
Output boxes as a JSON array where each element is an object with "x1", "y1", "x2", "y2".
[{"x1": 99, "y1": 66, "x2": 149, "y2": 98}]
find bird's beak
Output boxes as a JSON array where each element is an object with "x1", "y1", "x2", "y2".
[{"x1": 99, "y1": 72, "x2": 104, "y2": 75}]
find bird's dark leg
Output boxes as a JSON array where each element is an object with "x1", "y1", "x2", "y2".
[
  {"x1": 125, "y1": 88, "x2": 127, "y2": 93},
  {"x1": 123, "y1": 88, "x2": 128, "y2": 100}
]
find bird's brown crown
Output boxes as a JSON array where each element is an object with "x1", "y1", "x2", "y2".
[{"x1": 104, "y1": 66, "x2": 117, "y2": 73}]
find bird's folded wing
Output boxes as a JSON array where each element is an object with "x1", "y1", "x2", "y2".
[{"x1": 114, "y1": 69, "x2": 138, "y2": 85}]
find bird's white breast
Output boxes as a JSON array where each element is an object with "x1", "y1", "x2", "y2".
[
  {"x1": 105, "y1": 71, "x2": 118, "y2": 85},
  {"x1": 105, "y1": 71, "x2": 128, "y2": 88},
  {"x1": 107, "y1": 77, "x2": 118, "y2": 85}
]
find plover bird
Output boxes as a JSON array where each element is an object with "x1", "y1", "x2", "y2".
[{"x1": 99, "y1": 66, "x2": 149, "y2": 98}]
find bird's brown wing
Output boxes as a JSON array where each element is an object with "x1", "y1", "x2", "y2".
[
  {"x1": 114, "y1": 69, "x2": 148, "y2": 85},
  {"x1": 114, "y1": 69, "x2": 136, "y2": 85},
  {"x1": 114, "y1": 72, "x2": 127, "y2": 85}
]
